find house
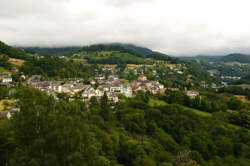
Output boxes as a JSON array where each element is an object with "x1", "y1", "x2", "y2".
[
  {"x1": 21, "y1": 74, "x2": 26, "y2": 80},
  {"x1": 98, "y1": 84, "x2": 110, "y2": 92},
  {"x1": 107, "y1": 93, "x2": 119, "y2": 102},
  {"x1": 2, "y1": 77, "x2": 12, "y2": 83},
  {"x1": 138, "y1": 75, "x2": 147, "y2": 81},
  {"x1": 130, "y1": 80, "x2": 141, "y2": 87},
  {"x1": 95, "y1": 75, "x2": 105, "y2": 80},
  {"x1": 0, "y1": 109, "x2": 18, "y2": 119},
  {"x1": 82, "y1": 86, "x2": 96, "y2": 98},
  {"x1": 90, "y1": 80, "x2": 96, "y2": 85},
  {"x1": 107, "y1": 75, "x2": 119, "y2": 82},
  {"x1": 120, "y1": 84, "x2": 132, "y2": 97},
  {"x1": 11, "y1": 67, "x2": 19, "y2": 73},
  {"x1": 110, "y1": 83, "x2": 121, "y2": 93},
  {"x1": 186, "y1": 90, "x2": 199, "y2": 99},
  {"x1": 52, "y1": 83, "x2": 63, "y2": 93},
  {"x1": 95, "y1": 88, "x2": 103, "y2": 97},
  {"x1": 27, "y1": 75, "x2": 43, "y2": 83},
  {"x1": 177, "y1": 70, "x2": 183, "y2": 74}
]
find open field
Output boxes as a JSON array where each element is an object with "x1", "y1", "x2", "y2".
[
  {"x1": 183, "y1": 106, "x2": 212, "y2": 117},
  {"x1": 234, "y1": 95, "x2": 250, "y2": 103},
  {"x1": 0, "y1": 67, "x2": 8, "y2": 73},
  {"x1": 238, "y1": 84, "x2": 250, "y2": 88},
  {"x1": 224, "y1": 62, "x2": 249, "y2": 66},
  {"x1": 207, "y1": 69, "x2": 219, "y2": 75},
  {"x1": 148, "y1": 99, "x2": 168, "y2": 107},
  {"x1": 0, "y1": 100, "x2": 15, "y2": 111},
  {"x1": 99, "y1": 64, "x2": 117, "y2": 68},
  {"x1": 148, "y1": 99, "x2": 212, "y2": 117},
  {"x1": 8, "y1": 58, "x2": 25, "y2": 66}
]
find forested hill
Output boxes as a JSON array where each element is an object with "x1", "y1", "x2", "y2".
[
  {"x1": 74, "y1": 44, "x2": 178, "y2": 64},
  {"x1": 110, "y1": 43, "x2": 154, "y2": 56},
  {"x1": 218, "y1": 53, "x2": 250, "y2": 63},
  {"x1": 23, "y1": 46, "x2": 81, "y2": 56},
  {"x1": 180, "y1": 53, "x2": 250, "y2": 63},
  {"x1": 0, "y1": 41, "x2": 28, "y2": 60}
]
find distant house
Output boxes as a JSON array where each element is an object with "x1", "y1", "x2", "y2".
[
  {"x1": 186, "y1": 90, "x2": 199, "y2": 99},
  {"x1": 95, "y1": 75, "x2": 105, "y2": 80},
  {"x1": 82, "y1": 86, "x2": 96, "y2": 98},
  {"x1": 27, "y1": 75, "x2": 43, "y2": 83},
  {"x1": 120, "y1": 84, "x2": 132, "y2": 97},
  {"x1": 138, "y1": 75, "x2": 147, "y2": 81},
  {"x1": 90, "y1": 80, "x2": 96, "y2": 85},
  {"x1": 0, "y1": 109, "x2": 18, "y2": 119},
  {"x1": 11, "y1": 67, "x2": 19, "y2": 73},
  {"x1": 107, "y1": 75, "x2": 119, "y2": 82},
  {"x1": 107, "y1": 93, "x2": 119, "y2": 102},
  {"x1": 110, "y1": 83, "x2": 121, "y2": 92},
  {"x1": 2, "y1": 77, "x2": 12, "y2": 83}
]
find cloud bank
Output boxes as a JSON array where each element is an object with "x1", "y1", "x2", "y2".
[{"x1": 1, "y1": 0, "x2": 250, "y2": 56}]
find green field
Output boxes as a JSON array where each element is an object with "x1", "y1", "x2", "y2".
[
  {"x1": 183, "y1": 106, "x2": 212, "y2": 117},
  {"x1": 148, "y1": 99, "x2": 168, "y2": 107},
  {"x1": 148, "y1": 99, "x2": 212, "y2": 117},
  {"x1": 0, "y1": 67, "x2": 8, "y2": 73},
  {"x1": 207, "y1": 69, "x2": 219, "y2": 75}
]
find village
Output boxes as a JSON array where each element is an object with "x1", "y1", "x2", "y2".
[
  {"x1": 0, "y1": 63, "x2": 204, "y2": 106},
  {"x1": 0, "y1": 62, "x2": 206, "y2": 119},
  {"x1": 25, "y1": 74, "x2": 166, "y2": 103}
]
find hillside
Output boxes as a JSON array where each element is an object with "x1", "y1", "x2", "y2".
[
  {"x1": 109, "y1": 43, "x2": 154, "y2": 56},
  {"x1": 0, "y1": 41, "x2": 28, "y2": 60},
  {"x1": 218, "y1": 53, "x2": 250, "y2": 63},
  {"x1": 71, "y1": 44, "x2": 217, "y2": 87},
  {"x1": 182, "y1": 53, "x2": 250, "y2": 83},
  {"x1": 0, "y1": 41, "x2": 29, "y2": 73},
  {"x1": 23, "y1": 46, "x2": 81, "y2": 56},
  {"x1": 74, "y1": 44, "x2": 178, "y2": 64},
  {"x1": 232, "y1": 74, "x2": 250, "y2": 85}
]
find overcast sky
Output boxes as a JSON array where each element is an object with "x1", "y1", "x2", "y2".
[{"x1": 1, "y1": 0, "x2": 250, "y2": 56}]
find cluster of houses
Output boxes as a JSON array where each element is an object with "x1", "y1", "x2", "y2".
[
  {"x1": 27, "y1": 74, "x2": 166, "y2": 103},
  {"x1": 0, "y1": 74, "x2": 13, "y2": 86}
]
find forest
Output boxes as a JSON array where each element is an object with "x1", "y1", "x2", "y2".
[{"x1": 0, "y1": 87, "x2": 250, "y2": 166}]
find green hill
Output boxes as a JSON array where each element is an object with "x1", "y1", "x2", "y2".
[
  {"x1": 0, "y1": 41, "x2": 28, "y2": 60},
  {"x1": 73, "y1": 44, "x2": 178, "y2": 65},
  {"x1": 110, "y1": 43, "x2": 154, "y2": 56},
  {"x1": 218, "y1": 53, "x2": 250, "y2": 63},
  {"x1": 23, "y1": 46, "x2": 81, "y2": 56}
]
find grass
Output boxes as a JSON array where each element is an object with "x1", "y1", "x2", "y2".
[
  {"x1": 148, "y1": 99, "x2": 212, "y2": 117},
  {"x1": 0, "y1": 100, "x2": 15, "y2": 111},
  {"x1": 239, "y1": 84, "x2": 250, "y2": 88},
  {"x1": 207, "y1": 69, "x2": 219, "y2": 75},
  {"x1": 184, "y1": 107, "x2": 212, "y2": 117},
  {"x1": 8, "y1": 58, "x2": 25, "y2": 66},
  {"x1": 0, "y1": 67, "x2": 8, "y2": 73},
  {"x1": 234, "y1": 95, "x2": 250, "y2": 103},
  {"x1": 148, "y1": 99, "x2": 168, "y2": 107},
  {"x1": 148, "y1": 99, "x2": 248, "y2": 131}
]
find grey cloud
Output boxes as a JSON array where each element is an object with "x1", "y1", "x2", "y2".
[{"x1": 1, "y1": 0, "x2": 250, "y2": 56}]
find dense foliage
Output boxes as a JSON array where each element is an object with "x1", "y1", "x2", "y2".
[
  {"x1": 20, "y1": 57, "x2": 96, "y2": 79},
  {"x1": 0, "y1": 88, "x2": 249, "y2": 166},
  {"x1": 232, "y1": 74, "x2": 250, "y2": 85},
  {"x1": 0, "y1": 41, "x2": 29, "y2": 60},
  {"x1": 23, "y1": 47, "x2": 81, "y2": 56},
  {"x1": 218, "y1": 54, "x2": 250, "y2": 63},
  {"x1": 0, "y1": 54, "x2": 11, "y2": 70}
]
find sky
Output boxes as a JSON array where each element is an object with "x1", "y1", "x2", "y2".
[{"x1": 1, "y1": 0, "x2": 250, "y2": 56}]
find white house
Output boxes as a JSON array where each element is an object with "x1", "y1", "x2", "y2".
[
  {"x1": 186, "y1": 90, "x2": 200, "y2": 99},
  {"x1": 2, "y1": 77, "x2": 12, "y2": 83}
]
